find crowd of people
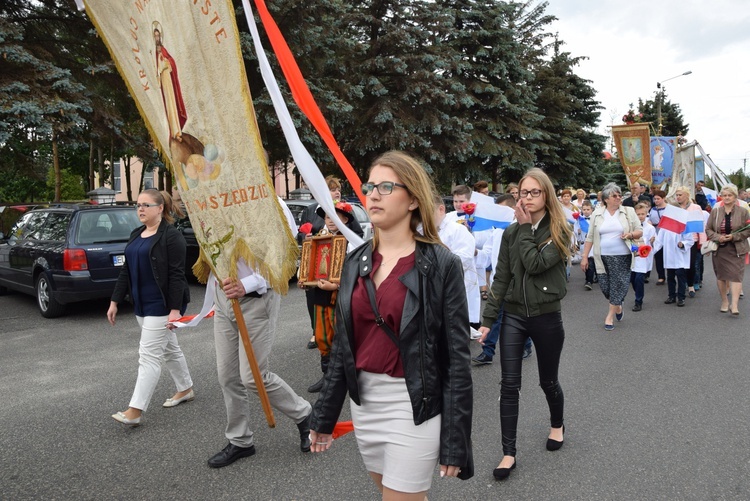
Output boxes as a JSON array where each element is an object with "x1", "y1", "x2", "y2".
[{"x1": 105, "y1": 164, "x2": 749, "y2": 499}]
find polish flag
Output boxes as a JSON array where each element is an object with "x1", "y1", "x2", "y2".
[{"x1": 657, "y1": 204, "x2": 688, "y2": 234}]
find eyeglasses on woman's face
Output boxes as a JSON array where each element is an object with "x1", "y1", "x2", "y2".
[
  {"x1": 361, "y1": 181, "x2": 407, "y2": 196},
  {"x1": 519, "y1": 189, "x2": 543, "y2": 198},
  {"x1": 609, "y1": 194, "x2": 623, "y2": 199},
  {"x1": 136, "y1": 203, "x2": 160, "y2": 209}
]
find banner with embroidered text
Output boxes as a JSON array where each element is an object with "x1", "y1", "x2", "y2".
[
  {"x1": 82, "y1": 0, "x2": 298, "y2": 292},
  {"x1": 612, "y1": 124, "x2": 652, "y2": 188}
]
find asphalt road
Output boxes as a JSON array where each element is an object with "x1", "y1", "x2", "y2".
[{"x1": 1, "y1": 260, "x2": 748, "y2": 500}]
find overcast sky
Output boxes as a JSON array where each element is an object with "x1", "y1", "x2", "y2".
[{"x1": 546, "y1": 0, "x2": 750, "y2": 178}]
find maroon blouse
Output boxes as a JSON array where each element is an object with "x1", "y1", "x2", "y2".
[{"x1": 351, "y1": 250, "x2": 415, "y2": 378}]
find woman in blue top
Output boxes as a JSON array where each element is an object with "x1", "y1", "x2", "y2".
[{"x1": 108, "y1": 189, "x2": 193, "y2": 426}]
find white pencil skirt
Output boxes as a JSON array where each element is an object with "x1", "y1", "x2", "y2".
[{"x1": 350, "y1": 371, "x2": 441, "y2": 493}]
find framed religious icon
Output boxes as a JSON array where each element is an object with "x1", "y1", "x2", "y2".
[{"x1": 299, "y1": 234, "x2": 347, "y2": 286}]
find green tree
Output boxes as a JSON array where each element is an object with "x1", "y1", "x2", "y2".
[
  {"x1": 532, "y1": 40, "x2": 607, "y2": 187},
  {"x1": 637, "y1": 91, "x2": 689, "y2": 138},
  {"x1": 436, "y1": 0, "x2": 543, "y2": 188}
]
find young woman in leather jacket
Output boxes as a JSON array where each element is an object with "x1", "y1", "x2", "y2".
[
  {"x1": 309, "y1": 151, "x2": 473, "y2": 498},
  {"x1": 479, "y1": 168, "x2": 572, "y2": 480}
]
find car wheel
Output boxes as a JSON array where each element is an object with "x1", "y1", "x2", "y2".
[{"x1": 36, "y1": 273, "x2": 65, "y2": 318}]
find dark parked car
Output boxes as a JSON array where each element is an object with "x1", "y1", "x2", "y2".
[
  {"x1": 173, "y1": 211, "x2": 200, "y2": 281},
  {"x1": 0, "y1": 204, "x2": 141, "y2": 317}
]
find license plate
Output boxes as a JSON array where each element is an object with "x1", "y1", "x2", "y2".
[{"x1": 112, "y1": 255, "x2": 125, "y2": 266}]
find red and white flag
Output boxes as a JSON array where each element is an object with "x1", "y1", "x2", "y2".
[{"x1": 657, "y1": 204, "x2": 688, "y2": 234}]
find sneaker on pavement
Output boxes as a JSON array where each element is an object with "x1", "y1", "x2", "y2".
[
  {"x1": 522, "y1": 347, "x2": 533, "y2": 359},
  {"x1": 584, "y1": 282, "x2": 592, "y2": 290}
]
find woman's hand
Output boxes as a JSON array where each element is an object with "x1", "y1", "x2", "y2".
[
  {"x1": 318, "y1": 279, "x2": 339, "y2": 292},
  {"x1": 477, "y1": 326, "x2": 491, "y2": 345},
  {"x1": 440, "y1": 464, "x2": 462, "y2": 478},
  {"x1": 166, "y1": 309, "x2": 181, "y2": 330},
  {"x1": 107, "y1": 302, "x2": 118, "y2": 326},
  {"x1": 514, "y1": 200, "x2": 532, "y2": 225},
  {"x1": 580, "y1": 259, "x2": 589, "y2": 272},
  {"x1": 310, "y1": 430, "x2": 333, "y2": 453}
]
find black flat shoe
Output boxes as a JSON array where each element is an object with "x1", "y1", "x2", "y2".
[
  {"x1": 492, "y1": 459, "x2": 516, "y2": 481},
  {"x1": 208, "y1": 443, "x2": 256, "y2": 468},
  {"x1": 306, "y1": 339, "x2": 318, "y2": 349},
  {"x1": 546, "y1": 425, "x2": 565, "y2": 451}
]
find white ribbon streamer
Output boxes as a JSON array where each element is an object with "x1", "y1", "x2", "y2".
[{"x1": 241, "y1": 0, "x2": 364, "y2": 247}]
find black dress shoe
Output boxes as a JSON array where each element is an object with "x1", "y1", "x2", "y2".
[
  {"x1": 306, "y1": 340, "x2": 317, "y2": 349},
  {"x1": 664, "y1": 297, "x2": 676, "y2": 304},
  {"x1": 632, "y1": 303, "x2": 642, "y2": 312},
  {"x1": 472, "y1": 353, "x2": 493, "y2": 365},
  {"x1": 208, "y1": 443, "x2": 256, "y2": 468},
  {"x1": 546, "y1": 425, "x2": 565, "y2": 451},
  {"x1": 297, "y1": 414, "x2": 312, "y2": 453},
  {"x1": 492, "y1": 459, "x2": 516, "y2": 480},
  {"x1": 307, "y1": 377, "x2": 324, "y2": 393}
]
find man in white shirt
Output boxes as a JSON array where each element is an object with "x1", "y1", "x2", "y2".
[
  {"x1": 207, "y1": 196, "x2": 312, "y2": 468},
  {"x1": 434, "y1": 195, "x2": 480, "y2": 328}
]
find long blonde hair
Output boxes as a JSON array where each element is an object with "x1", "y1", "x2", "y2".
[
  {"x1": 368, "y1": 151, "x2": 441, "y2": 247},
  {"x1": 519, "y1": 168, "x2": 572, "y2": 258}
]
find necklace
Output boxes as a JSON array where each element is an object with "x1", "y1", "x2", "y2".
[{"x1": 378, "y1": 241, "x2": 415, "y2": 267}]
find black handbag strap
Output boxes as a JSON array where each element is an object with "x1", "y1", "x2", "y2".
[{"x1": 363, "y1": 276, "x2": 400, "y2": 348}]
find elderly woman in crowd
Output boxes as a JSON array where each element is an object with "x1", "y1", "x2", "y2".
[
  {"x1": 581, "y1": 183, "x2": 642, "y2": 330},
  {"x1": 705, "y1": 184, "x2": 750, "y2": 315}
]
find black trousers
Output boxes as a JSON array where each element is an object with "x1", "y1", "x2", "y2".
[{"x1": 499, "y1": 311, "x2": 565, "y2": 457}]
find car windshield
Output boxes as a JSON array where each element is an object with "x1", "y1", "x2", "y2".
[{"x1": 76, "y1": 209, "x2": 141, "y2": 244}]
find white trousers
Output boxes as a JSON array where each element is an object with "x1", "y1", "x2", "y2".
[
  {"x1": 214, "y1": 287, "x2": 311, "y2": 447},
  {"x1": 129, "y1": 315, "x2": 193, "y2": 412}
]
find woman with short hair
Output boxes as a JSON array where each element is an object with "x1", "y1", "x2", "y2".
[
  {"x1": 705, "y1": 184, "x2": 750, "y2": 314},
  {"x1": 581, "y1": 183, "x2": 642, "y2": 330}
]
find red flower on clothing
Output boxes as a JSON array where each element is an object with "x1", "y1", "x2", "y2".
[
  {"x1": 638, "y1": 245, "x2": 652, "y2": 258},
  {"x1": 299, "y1": 222, "x2": 313, "y2": 235}
]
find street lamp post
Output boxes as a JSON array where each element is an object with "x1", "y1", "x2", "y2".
[{"x1": 656, "y1": 70, "x2": 692, "y2": 136}]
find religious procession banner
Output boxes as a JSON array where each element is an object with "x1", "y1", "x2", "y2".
[
  {"x1": 649, "y1": 136, "x2": 677, "y2": 190},
  {"x1": 81, "y1": 0, "x2": 298, "y2": 292},
  {"x1": 666, "y1": 142, "x2": 696, "y2": 201},
  {"x1": 612, "y1": 124, "x2": 652, "y2": 188}
]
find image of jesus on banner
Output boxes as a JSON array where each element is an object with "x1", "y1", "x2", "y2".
[{"x1": 153, "y1": 22, "x2": 187, "y2": 142}]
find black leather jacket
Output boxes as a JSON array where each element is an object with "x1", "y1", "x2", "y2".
[
  {"x1": 310, "y1": 240, "x2": 473, "y2": 472},
  {"x1": 111, "y1": 219, "x2": 190, "y2": 312}
]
